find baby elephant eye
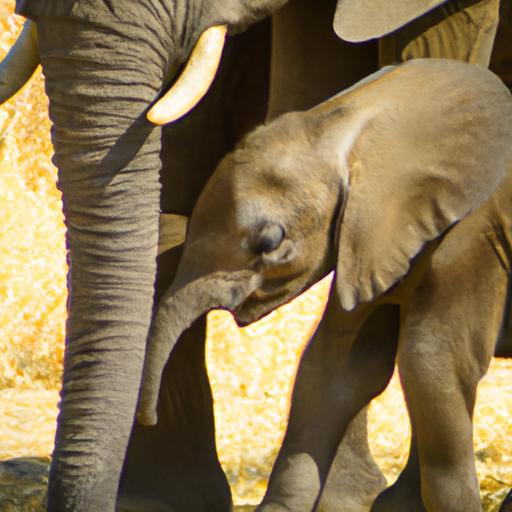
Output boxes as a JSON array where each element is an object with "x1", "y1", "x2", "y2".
[{"x1": 252, "y1": 223, "x2": 285, "y2": 254}]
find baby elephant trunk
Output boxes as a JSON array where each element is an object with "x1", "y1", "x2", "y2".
[{"x1": 137, "y1": 270, "x2": 261, "y2": 426}]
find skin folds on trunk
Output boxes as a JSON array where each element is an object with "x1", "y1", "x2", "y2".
[
  {"x1": 36, "y1": 8, "x2": 173, "y2": 510},
  {"x1": 137, "y1": 270, "x2": 262, "y2": 426}
]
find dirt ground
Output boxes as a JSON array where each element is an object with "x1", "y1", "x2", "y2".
[
  {"x1": 0, "y1": 357, "x2": 510, "y2": 509},
  {"x1": 0, "y1": 293, "x2": 511, "y2": 509}
]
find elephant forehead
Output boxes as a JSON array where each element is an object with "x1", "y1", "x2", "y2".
[
  {"x1": 334, "y1": 0, "x2": 447, "y2": 42},
  {"x1": 234, "y1": 196, "x2": 281, "y2": 228}
]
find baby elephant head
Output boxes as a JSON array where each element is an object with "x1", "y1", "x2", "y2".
[{"x1": 137, "y1": 58, "x2": 512, "y2": 425}]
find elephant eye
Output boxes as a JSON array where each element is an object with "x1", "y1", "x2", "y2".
[{"x1": 251, "y1": 223, "x2": 285, "y2": 254}]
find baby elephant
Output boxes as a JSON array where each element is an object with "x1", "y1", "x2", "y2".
[{"x1": 139, "y1": 59, "x2": 512, "y2": 511}]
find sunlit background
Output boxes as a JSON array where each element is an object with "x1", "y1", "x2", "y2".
[{"x1": 0, "y1": 3, "x2": 511, "y2": 510}]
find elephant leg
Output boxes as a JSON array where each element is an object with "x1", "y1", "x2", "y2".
[
  {"x1": 396, "y1": 227, "x2": 507, "y2": 512},
  {"x1": 257, "y1": 295, "x2": 399, "y2": 512},
  {"x1": 119, "y1": 232, "x2": 231, "y2": 512},
  {"x1": 373, "y1": 2, "x2": 501, "y2": 505},
  {"x1": 371, "y1": 437, "x2": 425, "y2": 512},
  {"x1": 316, "y1": 408, "x2": 387, "y2": 512}
]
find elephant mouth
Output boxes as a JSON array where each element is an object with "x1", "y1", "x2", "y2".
[
  {"x1": 250, "y1": 275, "x2": 292, "y2": 301},
  {"x1": 234, "y1": 273, "x2": 306, "y2": 326},
  {"x1": 234, "y1": 295, "x2": 287, "y2": 326}
]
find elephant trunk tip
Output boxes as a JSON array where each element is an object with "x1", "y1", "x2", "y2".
[
  {"x1": 136, "y1": 375, "x2": 158, "y2": 425},
  {"x1": 136, "y1": 407, "x2": 157, "y2": 427}
]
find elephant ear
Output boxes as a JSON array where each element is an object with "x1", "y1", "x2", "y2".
[
  {"x1": 321, "y1": 59, "x2": 512, "y2": 311},
  {"x1": 333, "y1": 0, "x2": 446, "y2": 42}
]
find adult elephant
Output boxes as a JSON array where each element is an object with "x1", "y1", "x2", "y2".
[{"x1": 0, "y1": 0, "x2": 507, "y2": 511}]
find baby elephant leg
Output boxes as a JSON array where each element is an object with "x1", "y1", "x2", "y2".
[
  {"x1": 257, "y1": 290, "x2": 399, "y2": 512},
  {"x1": 396, "y1": 238, "x2": 507, "y2": 512},
  {"x1": 316, "y1": 408, "x2": 387, "y2": 512},
  {"x1": 371, "y1": 437, "x2": 424, "y2": 512}
]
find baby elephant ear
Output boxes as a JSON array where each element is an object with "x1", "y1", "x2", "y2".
[{"x1": 331, "y1": 59, "x2": 512, "y2": 311}]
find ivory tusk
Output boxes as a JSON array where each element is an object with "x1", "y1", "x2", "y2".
[
  {"x1": 0, "y1": 21, "x2": 39, "y2": 104},
  {"x1": 147, "y1": 25, "x2": 227, "y2": 125}
]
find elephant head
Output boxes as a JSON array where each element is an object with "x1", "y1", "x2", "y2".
[
  {"x1": 1, "y1": 0, "x2": 457, "y2": 110},
  {"x1": 137, "y1": 58, "x2": 512, "y2": 425},
  {"x1": 0, "y1": 0, "x2": 290, "y2": 120}
]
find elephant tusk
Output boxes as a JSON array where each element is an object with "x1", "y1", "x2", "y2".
[
  {"x1": 147, "y1": 25, "x2": 227, "y2": 125},
  {"x1": 0, "y1": 21, "x2": 40, "y2": 104}
]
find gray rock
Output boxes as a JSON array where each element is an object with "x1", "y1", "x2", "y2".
[{"x1": 0, "y1": 457, "x2": 49, "y2": 512}]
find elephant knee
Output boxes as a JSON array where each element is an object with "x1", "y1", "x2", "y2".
[{"x1": 397, "y1": 327, "x2": 454, "y2": 392}]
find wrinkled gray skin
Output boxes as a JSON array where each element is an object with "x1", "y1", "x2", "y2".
[
  {"x1": 1, "y1": 0, "x2": 510, "y2": 511},
  {"x1": 141, "y1": 59, "x2": 512, "y2": 512}
]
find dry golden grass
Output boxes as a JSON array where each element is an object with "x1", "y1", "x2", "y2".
[
  {"x1": 0, "y1": 5, "x2": 65, "y2": 390},
  {"x1": 0, "y1": 3, "x2": 511, "y2": 510}
]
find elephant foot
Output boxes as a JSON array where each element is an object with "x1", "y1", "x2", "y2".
[
  {"x1": 116, "y1": 467, "x2": 232, "y2": 512},
  {"x1": 255, "y1": 504, "x2": 290, "y2": 512},
  {"x1": 370, "y1": 478, "x2": 425, "y2": 512}
]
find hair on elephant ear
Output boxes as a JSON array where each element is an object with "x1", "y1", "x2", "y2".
[{"x1": 313, "y1": 59, "x2": 512, "y2": 311}]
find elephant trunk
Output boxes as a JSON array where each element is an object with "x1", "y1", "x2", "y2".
[
  {"x1": 36, "y1": 14, "x2": 170, "y2": 511},
  {"x1": 137, "y1": 270, "x2": 261, "y2": 426},
  {"x1": 0, "y1": 21, "x2": 39, "y2": 103}
]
